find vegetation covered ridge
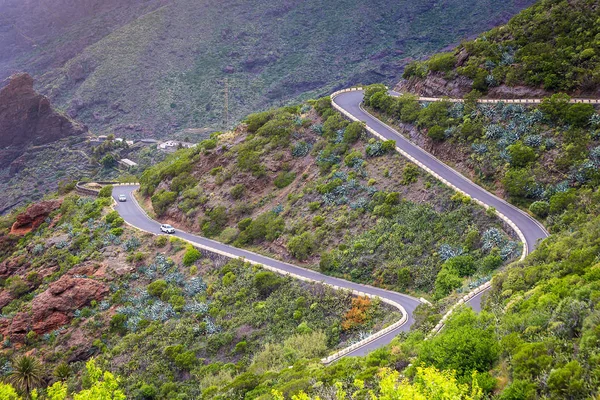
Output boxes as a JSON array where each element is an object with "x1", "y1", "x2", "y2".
[
  {"x1": 0, "y1": 193, "x2": 392, "y2": 398},
  {"x1": 399, "y1": 0, "x2": 600, "y2": 98},
  {"x1": 137, "y1": 97, "x2": 517, "y2": 306}
]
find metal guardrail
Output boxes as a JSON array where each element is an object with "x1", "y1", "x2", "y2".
[{"x1": 330, "y1": 88, "x2": 531, "y2": 338}]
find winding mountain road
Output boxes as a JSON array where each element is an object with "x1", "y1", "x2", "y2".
[
  {"x1": 332, "y1": 88, "x2": 549, "y2": 312},
  {"x1": 110, "y1": 89, "x2": 549, "y2": 361},
  {"x1": 112, "y1": 185, "x2": 422, "y2": 359}
]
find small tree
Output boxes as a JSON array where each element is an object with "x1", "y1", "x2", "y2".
[
  {"x1": 529, "y1": 201, "x2": 550, "y2": 218},
  {"x1": 98, "y1": 185, "x2": 113, "y2": 198},
  {"x1": 507, "y1": 142, "x2": 536, "y2": 168},
  {"x1": 101, "y1": 154, "x2": 118, "y2": 169},
  {"x1": 343, "y1": 122, "x2": 364, "y2": 143},
  {"x1": 428, "y1": 125, "x2": 446, "y2": 141},
  {"x1": 7, "y1": 356, "x2": 44, "y2": 396},
  {"x1": 287, "y1": 232, "x2": 316, "y2": 261}
]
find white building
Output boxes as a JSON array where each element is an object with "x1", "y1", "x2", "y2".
[{"x1": 118, "y1": 158, "x2": 138, "y2": 169}]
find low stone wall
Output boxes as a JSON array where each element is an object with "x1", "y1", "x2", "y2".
[{"x1": 75, "y1": 182, "x2": 140, "y2": 197}]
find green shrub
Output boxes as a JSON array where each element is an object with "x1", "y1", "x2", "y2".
[
  {"x1": 6, "y1": 276, "x2": 29, "y2": 297},
  {"x1": 254, "y1": 271, "x2": 283, "y2": 297},
  {"x1": 287, "y1": 232, "x2": 316, "y2": 261},
  {"x1": 151, "y1": 190, "x2": 177, "y2": 215},
  {"x1": 344, "y1": 122, "x2": 364, "y2": 143},
  {"x1": 210, "y1": 166, "x2": 223, "y2": 176},
  {"x1": 109, "y1": 314, "x2": 128, "y2": 335},
  {"x1": 105, "y1": 210, "x2": 120, "y2": 224},
  {"x1": 343, "y1": 150, "x2": 363, "y2": 167},
  {"x1": 529, "y1": 201, "x2": 550, "y2": 218},
  {"x1": 230, "y1": 184, "x2": 245, "y2": 200},
  {"x1": 507, "y1": 142, "x2": 536, "y2": 167},
  {"x1": 428, "y1": 52, "x2": 456, "y2": 72},
  {"x1": 443, "y1": 255, "x2": 476, "y2": 277},
  {"x1": 549, "y1": 190, "x2": 577, "y2": 214},
  {"x1": 222, "y1": 272, "x2": 236, "y2": 287},
  {"x1": 385, "y1": 192, "x2": 401, "y2": 205},
  {"x1": 154, "y1": 235, "x2": 168, "y2": 247},
  {"x1": 137, "y1": 383, "x2": 158, "y2": 399},
  {"x1": 234, "y1": 341, "x2": 247, "y2": 354},
  {"x1": 502, "y1": 169, "x2": 534, "y2": 199},
  {"x1": 401, "y1": 164, "x2": 419, "y2": 185},
  {"x1": 308, "y1": 202, "x2": 321, "y2": 211},
  {"x1": 565, "y1": 103, "x2": 595, "y2": 127},
  {"x1": 98, "y1": 185, "x2": 113, "y2": 198},
  {"x1": 434, "y1": 265, "x2": 462, "y2": 299},
  {"x1": 480, "y1": 254, "x2": 503, "y2": 273},
  {"x1": 219, "y1": 227, "x2": 239, "y2": 244},
  {"x1": 237, "y1": 212, "x2": 284, "y2": 244},
  {"x1": 183, "y1": 245, "x2": 202, "y2": 266},
  {"x1": 147, "y1": 280, "x2": 168, "y2": 297},
  {"x1": 312, "y1": 215, "x2": 325, "y2": 227},
  {"x1": 319, "y1": 251, "x2": 338, "y2": 273},
  {"x1": 427, "y1": 125, "x2": 446, "y2": 141},
  {"x1": 202, "y1": 206, "x2": 228, "y2": 237},
  {"x1": 237, "y1": 217, "x2": 253, "y2": 231},
  {"x1": 274, "y1": 171, "x2": 296, "y2": 189},
  {"x1": 246, "y1": 111, "x2": 273, "y2": 133},
  {"x1": 201, "y1": 138, "x2": 217, "y2": 150},
  {"x1": 402, "y1": 61, "x2": 428, "y2": 79},
  {"x1": 539, "y1": 94, "x2": 571, "y2": 122}
]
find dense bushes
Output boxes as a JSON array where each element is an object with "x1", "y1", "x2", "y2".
[
  {"x1": 201, "y1": 206, "x2": 228, "y2": 237},
  {"x1": 273, "y1": 171, "x2": 296, "y2": 189},
  {"x1": 253, "y1": 271, "x2": 283, "y2": 297},
  {"x1": 98, "y1": 185, "x2": 113, "y2": 198},
  {"x1": 287, "y1": 232, "x2": 316, "y2": 261},
  {"x1": 182, "y1": 245, "x2": 202, "y2": 266},
  {"x1": 236, "y1": 212, "x2": 284, "y2": 245},
  {"x1": 151, "y1": 190, "x2": 177, "y2": 215}
]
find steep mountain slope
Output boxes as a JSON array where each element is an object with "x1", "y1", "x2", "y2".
[
  {"x1": 0, "y1": 73, "x2": 92, "y2": 213},
  {"x1": 1, "y1": 0, "x2": 535, "y2": 137},
  {"x1": 0, "y1": 73, "x2": 87, "y2": 167},
  {"x1": 0, "y1": 195, "x2": 390, "y2": 397},
  {"x1": 396, "y1": 0, "x2": 600, "y2": 97},
  {"x1": 139, "y1": 100, "x2": 516, "y2": 305}
]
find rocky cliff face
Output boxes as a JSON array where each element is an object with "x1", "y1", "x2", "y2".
[
  {"x1": 0, "y1": 73, "x2": 87, "y2": 167},
  {"x1": 10, "y1": 199, "x2": 62, "y2": 235}
]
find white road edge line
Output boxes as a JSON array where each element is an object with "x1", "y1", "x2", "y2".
[
  {"x1": 330, "y1": 87, "x2": 550, "y2": 337},
  {"x1": 110, "y1": 185, "x2": 411, "y2": 364}
]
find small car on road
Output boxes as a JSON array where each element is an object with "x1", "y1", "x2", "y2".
[
  {"x1": 160, "y1": 224, "x2": 175, "y2": 234},
  {"x1": 118, "y1": 194, "x2": 127, "y2": 202}
]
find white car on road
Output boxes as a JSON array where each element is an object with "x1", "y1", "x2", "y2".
[
  {"x1": 118, "y1": 194, "x2": 127, "y2": 202},
  {"x1": 160, "y1": 224, "x2": 175, "y2": 234}
]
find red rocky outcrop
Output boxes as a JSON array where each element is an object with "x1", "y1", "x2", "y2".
[
  {"x1": 1, "y1": 275, "x2": 108, "y2": 341},
  {"x1": 10, "y1": 199, "x2": 62, "y2": 235},
  {"x1": 0, "y1": 73, "x2": 87, "y2": 167}
]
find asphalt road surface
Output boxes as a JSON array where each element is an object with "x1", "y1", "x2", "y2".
[
  {"x1": 333, "y1": 89, "x2": 549, "y2": 309},
  {"x1": 112, "y1": 185, "x2": 422, "y2": 357},
  {"x1": 111, "y1": 90, "x2": 548, "y2": 357}
]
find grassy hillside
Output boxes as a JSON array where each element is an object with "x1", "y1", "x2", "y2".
[
  {"x1": 2, "y1": 0, "x2": 535, "y2": 137},
  {"x1": 138, "y1": 99, "x2": 516, "y2": 307},
  {"x1": 365, "y1": 83, "x2": 600, "y2": 235},
  {"x1": 0, "y1": 195, "x2": 389, "y2": 398},
  {"x1": 399, "y1": 0, "x2": 600, "y2": 96}
]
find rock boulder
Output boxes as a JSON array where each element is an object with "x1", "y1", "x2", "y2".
[{"x1": 10, "y1": 199, "x2": 62, "y2": 235}]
